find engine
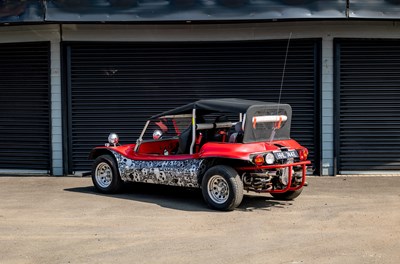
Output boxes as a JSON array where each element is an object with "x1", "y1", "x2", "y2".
[{"x1": 241, "y1": 165, "x2": 303, "y2": 193}]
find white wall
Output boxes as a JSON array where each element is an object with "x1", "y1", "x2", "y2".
[{"x1": 2, "y1": 21, "x2": 400, "y2": 175}]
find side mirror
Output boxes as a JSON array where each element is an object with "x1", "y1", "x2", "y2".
[{"x1": 153, "y1": 130, "x2": 163, "y2": 140}]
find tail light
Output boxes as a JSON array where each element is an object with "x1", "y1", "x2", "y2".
[
  {"x1": 253, "y1": 154, "x2": 265, "y2": 166},
  {"x1": 298, "y1": 148, "x2": 309, "y2": 161}
]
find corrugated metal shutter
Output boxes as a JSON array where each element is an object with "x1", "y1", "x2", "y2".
[
  {"x1": 65, "y1": 40, "x2": 320, "y2": 173},
  {"x1": 336, "y1": 39, "x2": 400, "y2": 172},
  {"x1": 0, "y1": 42, "x2": 51, "y2": 171}
]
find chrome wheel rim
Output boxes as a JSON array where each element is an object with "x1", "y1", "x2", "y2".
[
  {"x1": 95, "y1": 162, "x2": 113, "y2": 188},
  {"x1": 207, "y1": 175, "x2": 229, "y2": 204}
]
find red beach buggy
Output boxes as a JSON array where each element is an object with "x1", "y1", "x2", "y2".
[{"x1": 89, "y1": 98, "x2": 310, "y2": 211}]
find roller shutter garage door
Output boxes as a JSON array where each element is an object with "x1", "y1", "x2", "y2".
[
  {"x1": 0, "y1": 42, "x2": 51, "y2": 172},
  {"x1": 336, "y1": 39, "x2": 400, "y2": 173},
  {"x1": 65, "y1": 40, "x2": 321, "y2": 173}
]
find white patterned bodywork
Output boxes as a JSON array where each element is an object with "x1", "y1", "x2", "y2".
[{"x1": 111, "y1": 151, "x2": 207, "y2": 188}]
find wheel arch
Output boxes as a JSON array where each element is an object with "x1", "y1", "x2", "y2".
[
  {"x1": 198, "y1": 157, "x2": 251, "y2": 186},
  {"x1": 89, "y1": 148, "x2": 115, "y2": 160}
]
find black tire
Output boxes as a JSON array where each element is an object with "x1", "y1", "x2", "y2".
[
  {"x1": 201, "y1": 165, "x2": 243, "y2": 211},
  {"x1": 271, "y1": 187, "x2": 303, "y2": 200},
  {"x1": 91, "y1": 154, "x2": 123, "y2": 193}
]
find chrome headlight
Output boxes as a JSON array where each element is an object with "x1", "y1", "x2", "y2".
[
  {"x1": 108, "y1": 133, "x2": 119, "y2": 146},
  {"x1": 152, "y1": 130, "x2": 163, "y2": 140},
  {"x1": 265, "y1": 153, "x2": 275, "y2": 165}
]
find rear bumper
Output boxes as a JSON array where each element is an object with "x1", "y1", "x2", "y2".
[{"x1": 237, "y1": 160, "x2": 311, "y2": 193}]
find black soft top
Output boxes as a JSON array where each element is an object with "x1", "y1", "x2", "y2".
[
  {"x1": 151, "y1": 98, "x2": 282, "y2": 119},
  {"x1": 150, "y1": 98, "x2": 292, "y2": 143}
]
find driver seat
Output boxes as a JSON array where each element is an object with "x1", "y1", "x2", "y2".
[
  {"x1": 177, "y1": 126, "x2": 192, "y2": 154},
  {"x1": 229, "y1": 122, "x2": 243, "y2": 143}
]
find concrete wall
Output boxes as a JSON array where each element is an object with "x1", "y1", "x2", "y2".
[{"x1": 2, "y1": 21, "x2": 400, "y2": 175}]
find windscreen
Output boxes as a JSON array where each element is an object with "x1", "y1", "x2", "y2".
[
  {"x1": 142, "y1": 117, "x2": 192, "y2": 140},
  {"x1": 243, "y1": 104, "x2": 292, "y2": 143}
]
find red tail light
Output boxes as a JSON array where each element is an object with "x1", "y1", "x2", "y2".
[
  {"x1": 298, "y1": 148, "x2": 309, "y2": 161},
  {"x1": 253, "y1": 154, "x2": 265, "y2": 166}
]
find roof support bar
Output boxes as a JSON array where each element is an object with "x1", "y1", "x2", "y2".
[{"x1": 190, "y1": 108, "x2": 196, "y2": 155}]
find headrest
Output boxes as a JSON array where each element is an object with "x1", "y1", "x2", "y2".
[{"x1": 235, "y1": 122, "x2": 243, "y2": 132}]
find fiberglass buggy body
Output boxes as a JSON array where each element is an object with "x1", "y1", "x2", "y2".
[{"x1": 89, "y1": 98, "x2": 310, "y2": 211}]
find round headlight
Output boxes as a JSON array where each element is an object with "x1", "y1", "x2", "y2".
[
  {"x1": 265, "y1": 153, "x2": 275, "y2": 165},
  {"x1": 108, "y1": 133, "x2": 119, "y2": 145},
  {"x1": 152, "y1": 130, "x2": 163, "y2": 140}
]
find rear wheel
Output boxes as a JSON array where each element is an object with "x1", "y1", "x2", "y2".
[
  {"x1": 271, "y1": 187, "x2": 303, "y2": 200},
  {"x1": 201, "y1": 165, "x2": 243, "y2": 211},
  {"x1": 91, "y1": 154, "x2": 123, "y2": 193}
]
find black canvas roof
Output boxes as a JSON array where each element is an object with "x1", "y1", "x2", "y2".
[{"x1": 151, "y1": 98, "x2": 281, "y2": 119}]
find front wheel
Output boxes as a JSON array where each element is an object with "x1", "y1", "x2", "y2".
[
  {"x1": 201, "y1": 165, "x2": 243, "y2": 211},
  {"x1": 271, "y1": 187, "x2": 303, "y2": 200},
  {"x1": 91, "y1": 154, "x2": 123, "y2": 193}
]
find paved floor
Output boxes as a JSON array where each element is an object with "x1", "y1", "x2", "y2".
[{"x1": 0, "y1": 176, "x2": 399, "y2": 264}]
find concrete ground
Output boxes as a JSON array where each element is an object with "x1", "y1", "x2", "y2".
[{"x1": 0, "y1": 176, "x2": 399, "y2": 264}]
